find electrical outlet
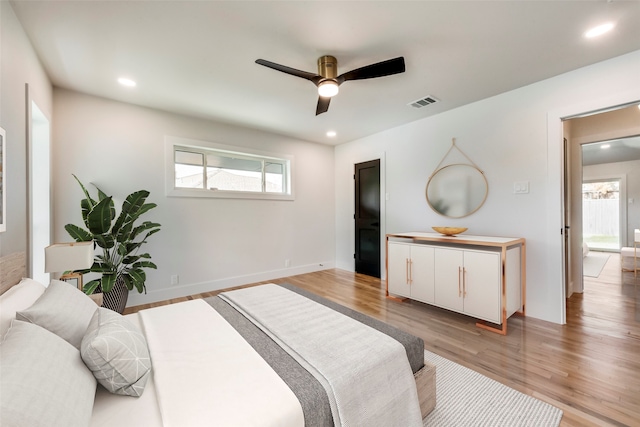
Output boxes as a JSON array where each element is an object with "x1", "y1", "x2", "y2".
[
  {"x1": 170, "y1": 274, "x2": 179, "y2": 285},
  {"x1": 285, "y1": 259, "x2": 291, "y2": 268}
]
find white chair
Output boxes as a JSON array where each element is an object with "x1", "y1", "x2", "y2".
[{"x1": 620, "y1": 229, "x2": 640, "y2": 277}]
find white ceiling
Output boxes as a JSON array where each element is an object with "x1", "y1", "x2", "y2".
[
  {"x1": 582, "y1": 135, "x2": 640, "y2": 166},
  {"x1": 10, "y1": 0, "x2": 640, "y2": 145}
]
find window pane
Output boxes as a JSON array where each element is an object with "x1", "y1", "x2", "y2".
[
  {"x1": 175, "y1": 150, "x2": 203, "y2": 166},
  {"x1": 207, "y1": 154, "x2": 261, "y2": 172},
  {"x1": 207, "y1": 167, "x2": 262, "y2": 192},
  {"x1": 170, "y1": 141, "x2": 292, "y2": 198},
  {"x1": 175, "y1": 164, "x2": 204, "y2": 188},
  {"x1": 265, "y1": 162, "x2": 284, "y2": 193}
]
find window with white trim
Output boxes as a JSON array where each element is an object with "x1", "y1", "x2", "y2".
[{"x1": 165, "y1": 136, "x2": 294, "y2": 200}]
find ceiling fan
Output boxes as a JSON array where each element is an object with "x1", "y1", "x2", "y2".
[{"x1": 255, "y1": 55, "x2": 406, "y2": 115}]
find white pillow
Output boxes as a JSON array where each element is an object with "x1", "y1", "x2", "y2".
[
  {"x1": 0, "y1": 320, "x2": 97, "y2": 427},
  {"x1": 16, "y1": 279, "x2": 98, "y2": 349},
  {"x1": 0, "y1": 278, "x2": 46, "y2": 339},
  {"x1": 81, "y1": 308, "x2": 152, "y2": 397}
]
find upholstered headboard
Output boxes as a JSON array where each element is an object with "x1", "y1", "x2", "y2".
[{"x1": 0, "y1": 252, "x2": 27, "y2": 295}]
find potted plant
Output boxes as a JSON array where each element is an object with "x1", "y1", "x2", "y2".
[{"x1": 65, "y1": 175, "x2": 161, "y2": 313}]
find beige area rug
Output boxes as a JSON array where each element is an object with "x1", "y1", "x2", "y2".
[
  {"x1": 423, "y1": 350, "x2": 563, "y2": 426},
  {"x1": 583, "y1": 251, "x2": 610, "y2": 278}
]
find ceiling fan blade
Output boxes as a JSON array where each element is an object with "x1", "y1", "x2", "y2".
[
  {"x1": 337, "y1": 57, "x2": 405, "y2": 84},
  {"x1": 316, "y1": 97, "x2": 331, "y2": 115},
  {"x1": 255, "y1": 59, "x2": 322, "y2": 83}
]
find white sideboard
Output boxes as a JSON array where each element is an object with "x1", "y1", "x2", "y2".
[{"x1": 386, "y1": 232, "x2": 526, "y2": 335}]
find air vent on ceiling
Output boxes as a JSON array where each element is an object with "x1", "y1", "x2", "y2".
[{"x1": 408, "y1": 95, "x2": 439, "y2": 109}]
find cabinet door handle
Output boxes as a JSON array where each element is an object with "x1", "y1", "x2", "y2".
[
  {"x1": 409, "y1": 259, "x2": 413, "y2": 284},
  {"x1": 406, "y1": 258, "x2": 410, "y2": 284},
  {"x1": 458, "y1": 266, "x2": 462, "y2": 297},
  {"x1": 463, "y1": 267, "x2": 467, "y2": 297}
]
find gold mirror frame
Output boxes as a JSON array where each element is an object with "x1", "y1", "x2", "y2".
[{"x1": 426, "y1": 163, "x2": 488, "y2": 218}]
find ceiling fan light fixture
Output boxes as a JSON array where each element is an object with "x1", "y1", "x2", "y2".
[{"x1": 318, "y1": 80, "x2": 339, "y2": 97}]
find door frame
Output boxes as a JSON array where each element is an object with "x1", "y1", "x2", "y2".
[
  {"x1": 548, "y1": 90, "x2": 640, "y2": 325},
  {"x1": 26, "y1": 85, "x2": 51, "y2": 284},
  {"x1": 352, "y1": 152, "x2": 387, "y2": 279}
]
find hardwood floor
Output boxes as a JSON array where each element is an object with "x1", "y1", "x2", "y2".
[{"x1": 125, "y1": 255, "x2": 639, "y2": 426}]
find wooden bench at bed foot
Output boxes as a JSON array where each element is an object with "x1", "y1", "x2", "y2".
[{"x1": 415, "y1": 361, "x2": 436, "y2": 418}]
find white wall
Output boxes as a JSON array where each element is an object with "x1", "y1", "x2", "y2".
[
  {"x1": 52, "y1": 89, "x2": 335, "y2": 306},
  {"x1": 0, "y1": 1, "x2": 52, "y2": 257},
  {"x1": 335, "y1": 50, "x2": 640, "y2": 324}
]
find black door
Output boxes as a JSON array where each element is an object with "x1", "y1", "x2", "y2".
[{"x1": 354, "y1": 159, "x2": 381, "y2": 277}]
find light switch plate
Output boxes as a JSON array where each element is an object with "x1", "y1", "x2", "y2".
[{"x1": 514, "y1": 181, "x2": 529, "y2": 194}]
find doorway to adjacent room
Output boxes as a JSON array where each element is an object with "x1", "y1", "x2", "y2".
[
  {"x1": 354, "y1": 159, "x2": 381, "y2": 278},
  {"x1": 582, "y1": 178, "x2": 621, "y2": 252}
]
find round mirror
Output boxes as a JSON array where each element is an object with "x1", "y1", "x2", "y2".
[{"x1": 426, "y1": 164, "x2": 488, "y2": 218}]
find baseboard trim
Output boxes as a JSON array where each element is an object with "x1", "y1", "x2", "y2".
[{"x1": 126, "y1": 261, "x2": 335, "y2": 307}]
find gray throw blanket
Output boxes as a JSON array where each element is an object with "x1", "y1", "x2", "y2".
[{"x1": 220, "y1": 284, "x2": 422, "y2": 427}]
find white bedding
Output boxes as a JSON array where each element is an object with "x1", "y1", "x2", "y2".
[
  {"x1": 90, "y1": 291, "x2": 422, "y2": 426},
  {"x1": 136, "y1": 299, "x2": 303, "y2": 427},
  {"x1": 221, "y1": 284, "x2": 423, "y2": 427},
  {"x1": 90, "y1": 314, "x2": 162, "y2": 426}
]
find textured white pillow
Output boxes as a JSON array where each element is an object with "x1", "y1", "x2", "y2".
[
  {"x1": 0, "y1": 320, "x2": 96, "y2": 427},
  {"x1": 0, "y1": 278, "x2": 46, "y2": 339},
  {"x1": 16, "y1": 279, "x2": 98, "y2": 349},
  {"x1": 81, "y1": 307, "x2": 152, "y2": 397}
]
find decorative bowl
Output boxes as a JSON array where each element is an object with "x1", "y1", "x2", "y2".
[{"x1": 432, "y1": 226, "x2": 468, "y2": 236}]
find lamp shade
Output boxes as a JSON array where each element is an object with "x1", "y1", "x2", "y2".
[{"x1": 45, "y1": 242, "x2": 94, "y2": 273}]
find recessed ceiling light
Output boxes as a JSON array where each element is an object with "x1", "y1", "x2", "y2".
[
  {"x1": 326, "y1": 131, "x2": 337, "y2": 137},
  {"x1": 584, "y1": 22, "x2": 615, "y2": 39},
  {"x1": 117, "y1": 77, "x2": 137, "y2": 87},
  {"x1": 600, "y1": 144, "x2": 611, "y2": 149}
]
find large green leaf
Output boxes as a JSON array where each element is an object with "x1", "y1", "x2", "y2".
[
  {"x1": 123, "y1": 255, "x2": 141, "y2": 265},
  {"x1": 95, "y1": 185, "x2": 108, "y2": 202},
  {"x1": 86, "y1": 197, "x2": 113, "y2": 235},
  {"x1": 64, "y1": 224, "x2": 93, "y2": 242},
  {"x1": 93, "y1": 234, "x2": 115, "y2": 249},
  {"x1": 83, "y1": 279, "x2": 101, "y2": 295},
  {"x1": 133, "y1": 203, "x2": 157, "y2": 219},
  {"x1": 127, "y1": 269, "x2": 147, "y2": 293},
  {"x1": 101, "y1": 273, "x2": 117, "y2": 293},
  {"x1": 122, "y1": 190, "x2": 150, "y2": 216},
  {"x1": 90, "y1": 262, "x2": 116, "y2": 274},
  {"x1": 73, "y1": 174, "x2": 96, "y2": 210},
  {"x1": 80, "y1": 199, "x2": 92, "y2": 228},
  {"x1": 115, "y1": 220, "x2": 134, "y2": 244},
  {"x1": 130, "y1": 222, "x2": 161, "y2": 240},
  {"x1": 133, "y1": 261, "x2": 157, "y2": 269},
  {"x1": 122, "y1": 274, "x2": 134, "y2": 291},
  {"x1": 125, "y1": 241, "x2": 144, "y2": 254},
  {"x1": 117, "y1": 242, "x2": 129, "y2": 257}
]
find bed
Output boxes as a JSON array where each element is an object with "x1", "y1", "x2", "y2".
[{"x1": 0, "y1": 251, "x2": 435, "y2": 426}]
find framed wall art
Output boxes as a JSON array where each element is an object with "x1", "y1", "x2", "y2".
[{"x1": 0, "y1": 126, "x2": 5, "y2": 233}]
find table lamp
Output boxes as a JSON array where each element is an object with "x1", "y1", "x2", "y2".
[{"x1": 45, "y1": 241, "x2": 94, "y2": 291}]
